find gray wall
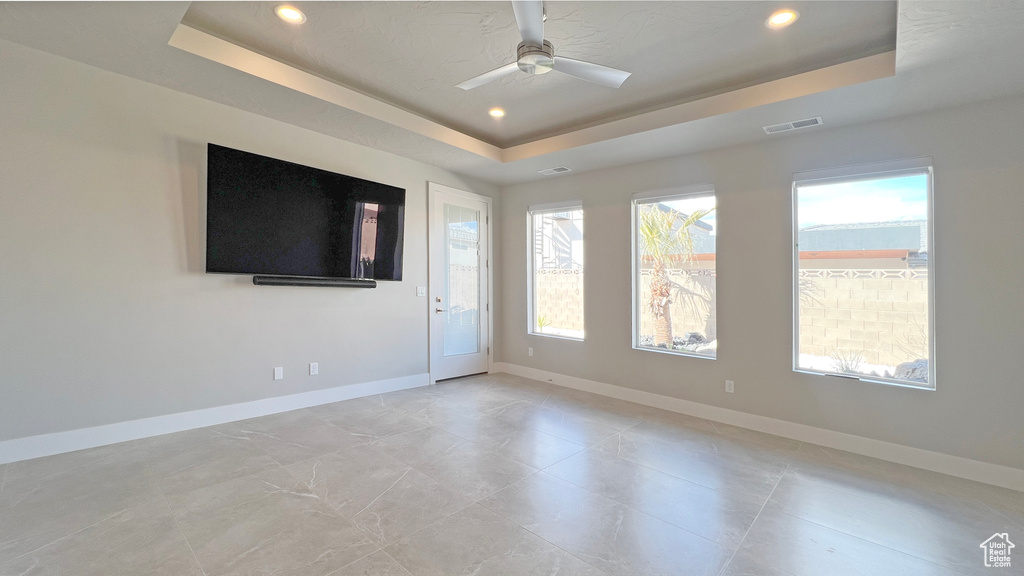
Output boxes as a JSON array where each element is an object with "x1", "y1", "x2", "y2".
[
  {"x1": 498, "y1": 94, "x2": 1024, "y2": 471},
  {"x1": 0, "y1": 41, "x2": 498, "y2": 442}
]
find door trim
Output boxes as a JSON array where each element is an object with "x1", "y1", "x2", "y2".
[{"x1": 427, "y1": 182, "x2": 494, "y2": 383}]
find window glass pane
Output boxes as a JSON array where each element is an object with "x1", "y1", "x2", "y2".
[
  {"x1": 443, "y1": 203, "x2": 480, "y2": 356},
  {"x1": 530, "y1": 208, "x2": 584, "y2": 339},
  {"x1": 795, "y1": 171, "x2": 931, "y2": 387},
  {"x1": 635, "y1": 194, "x2": 717, "y2": 357}
]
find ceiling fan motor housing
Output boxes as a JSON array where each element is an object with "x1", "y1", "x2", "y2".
[{"x1": 517, "y1": 40, "x2": 555, "y2": 75}]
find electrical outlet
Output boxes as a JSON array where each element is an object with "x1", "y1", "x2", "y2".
[
  {"x1": 416, "y1": 286, "x2": 426, "y2": 297},
  {"x1": 274, "y1": 367, "x2": 284, "y2": 380},
  {"x1": 528, "y1": 347, "x2": 534, "y2": 357},
  {"x1": 725, "y1": 380, "x2": 735, "y2": 393},
  {"x1": 309, "y1": 362, "x2": 318, "y2": 376}
]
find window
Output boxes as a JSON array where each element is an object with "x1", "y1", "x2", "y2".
[
  {"x1": 793, "y1": 159, "x2": 934, "y2": 388},
  {"x1": 633, "y1": 187, "x2": 717, "y2": 357},
  {"x1": 529, "y1": 203, "x2": 584, "y2": 340}
]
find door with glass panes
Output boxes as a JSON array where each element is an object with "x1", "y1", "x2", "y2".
[{"x1": 428, "y1": 183, "x2": 490, "y2": 382}]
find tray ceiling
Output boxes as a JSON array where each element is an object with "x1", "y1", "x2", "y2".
[
  {"x1": 1, "y1": 2, "x2": 1023, "y2": 185},
  {"x1": 181, "y1": 1, "x2": 897, "y2": 148}
]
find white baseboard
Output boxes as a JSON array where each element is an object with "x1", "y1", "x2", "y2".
[
  {"x1": 493, "y1": 362, "x2": 1024, "y2": 492},
  {"x1": 0, "y1": 373, "x2": 429, "y2": 465}
]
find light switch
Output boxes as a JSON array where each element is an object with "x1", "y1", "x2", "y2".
[
  {"x1": 274, "y1": 367, "x2": 284, "y2": 380},
  {"x1": 416, "y1": 286, "x2": 427, "y2": 297}
]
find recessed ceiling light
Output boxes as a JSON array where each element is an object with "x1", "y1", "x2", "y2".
[
  {"x1": 275, "y1": 5, "x2": 306, "y2": 24},
  {"x1": 489, "y1": 107, "x2": 506, "y2": 118},
  {"x1": 766, "y1": 9, "x2": 799, "y2": 29}
]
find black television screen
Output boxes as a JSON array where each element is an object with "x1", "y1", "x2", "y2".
[{"x1": 206, "y1": 144, "x2": 405, "y2": 281}]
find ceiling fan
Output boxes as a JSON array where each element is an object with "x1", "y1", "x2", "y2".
[{"x1": 456, "y1": 0, "x2": 631, "y2": 90}]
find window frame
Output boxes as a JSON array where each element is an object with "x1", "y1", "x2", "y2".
[
  {"x1": 791, "y1": 157, "x2": 936, "y2": 390},
  {"x1": 631, "y1": 185, "x2": 718, "y2": 359},
  {"x1": 527, "y1": 201, "x2": 585, "y2": 341}
]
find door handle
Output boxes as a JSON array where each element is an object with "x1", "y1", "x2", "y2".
[{"x1": 435, "y1": 308, "x2": 448, "y2": 314}]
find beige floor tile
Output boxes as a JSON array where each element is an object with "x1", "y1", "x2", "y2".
[
  {"x1": 485, "y1": 373, "x2": 562, "y2": 396},
  {"x1": 419, "y1": 405, "x2": 586, "y2": 469},
  {"x1": 348, "y1": 467, "x2": 472, "y2": 547},
  {"x1": 489, "y1": 426, "x2": 588, "y2": 469},
  {"x1": 637, "y1": 407, "x2": 718, "y2": 432},
  {"x1": 419, "y1": 399, "x2": 531, "y2": 442},
  {"x1": 0, "y1": 498, "x2": 201, "y2": 576},
  {"x1": 485, "y1": 380, "x2": 554, "y2": 403},
  {"x1": 3, "y1": 373, "x2": 1020, "y2": 576},
  {"x1": 765, "y1": 466, "x2": 1016, "y2": 575},
  {"x1": 595, "y1": 426, "x2": 789, "y2": 498},
  {"x1": 215, "y1": 408, "x2": 322, "y2": 435},
  {"x1": 236, "y1": 419, "x2": 370, "y2": 465},
  {"x1": 480, "y1": 472, "x2": 732, "y2": 576},
  {"x1": 628, "y1": 418, "x2": 796, "y2": 465},
  {"x1": 374, "y1": 426, "x2": 536, "y2": 501},
  {"x1": 792, "y1": 443, "x2": 1024, "y2": 527},
  {"x1": 307, "y1": 396, "x2": 391, "y2": 420},
  {"x1": 736, "y1": 507, "x2": 966, "y2": 576},
  {"x1": 284, "y1": 444, "x2": 472, "y2": 546},
  {"x1": 546, "y1": 447, "x2": 765, "y2": 547},
  {"x1": 311, "y1": 398, "x2": 429, "y2": 441},
  {"x1": 412, "y1": 447, "x2": 538, "y2": 501},
  {"x1": 285, "y1": 444, "x2": 410, "y2": 516},
  {"x1": 371, "y1": 424, "x2": 471, "y2": 463},
  {"x1": 540, "y1": 395, "x2": 644, "y2": 431},
  {"x1": 487, "y1": 400, "x2": 638, "y2": 446},
  {"x1": 137, "y1": 426, "x2": 279, "y2": 497},
  {"x1": 171, "y1": 467, "x2": 377, "y2": 576},
  {"x1": 705, "y1": 420, "x2": 803, "y2": 455},
  {"x1": 327, "y1": 550, "x2": 412, "y2": 576},
  {"x1": 0, "y1": 446, "x2": 163, "y2": 561},
  {"x1": 428, "y1": 384, "x2": 545, "y2": 414},
  {"x1": 385, "y1": 504, "x2": 607, "y2": 576},
  {"x1": 720, "y1": 550, "x2": 798, "y2": 576},
  {"x1": 542, "y1": 387, "x2": 659, "y2": 419},
  {"x1": 373, "y1": 387, "x2": 445, "y2": 415}
]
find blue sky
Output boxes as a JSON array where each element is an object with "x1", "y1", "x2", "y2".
[
  {"x1": 797, "y1": 174, "x2": 928, "y2": 228},
  {"x1": 662, "y1": 195, "x2": 717, "y2": 234}
]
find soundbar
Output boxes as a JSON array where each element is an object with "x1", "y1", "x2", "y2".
[{"x1": 252, "y1": 276, "x2": 377, "y2": 288}]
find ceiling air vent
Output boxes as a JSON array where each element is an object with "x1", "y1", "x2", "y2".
[
  {"x1": 538, "y1": 166, "x2": 573, "y2": 176},
  {"x1": 763, "y1": 116, "x2": 823, "y2": 135}
]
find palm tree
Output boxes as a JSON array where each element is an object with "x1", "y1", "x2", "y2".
[{"x1": 637, "y1": 204, "x2": 714, "y2": 348}]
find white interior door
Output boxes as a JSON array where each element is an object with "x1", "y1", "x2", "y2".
[{"x1": 428, "y1": 183, "x2": 490, "y2": 382}]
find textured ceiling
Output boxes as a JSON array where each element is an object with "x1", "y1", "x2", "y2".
[
  {"x1": 0, "y1": 2, "x2": 1023, "y2": 185},
  {"x1": 182, "y1": 1, "x2": 897, "y2": 147}
]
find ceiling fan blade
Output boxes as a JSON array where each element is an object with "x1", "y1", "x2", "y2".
[
  {"x1": 456, "y1": 62, "x2": 520, "y2": 90},
  {"x1": 512, "y1": 0, "x2": 544, "y2": 46},
  {"x1": 553, "y1": 56, "x2": 631, "y2": 88}
]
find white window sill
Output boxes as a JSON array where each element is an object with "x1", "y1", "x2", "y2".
[
  {"x1": 633, "y1": 345, "x2": 716, "y2": 360},
  {"x1": 529, "y1": 332, "x2": 585, "y2": 342},
  {"x1": 794, "y1": 369, "x2": 935, "y2": 391}
]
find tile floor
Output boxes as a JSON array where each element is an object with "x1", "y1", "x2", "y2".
[{"x1": 1, "y1": 372, "x2": 1021, "y2": 575}]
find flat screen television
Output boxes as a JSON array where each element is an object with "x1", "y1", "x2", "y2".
[{"x1": 206, "y1": 144, "x2": 405, "y2": 281}]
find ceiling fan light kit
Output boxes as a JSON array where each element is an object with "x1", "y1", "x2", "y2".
[{"x1": 517, "y1": 40, "x2": 555, "y2": 75}]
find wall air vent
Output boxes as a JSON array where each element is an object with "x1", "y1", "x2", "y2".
[
  {"x1": 538, "y1": 166, "x2": 573, "y2": 176},
  {"x1": 763, "y1": 116, "x2": 823, "y2": 135}
]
